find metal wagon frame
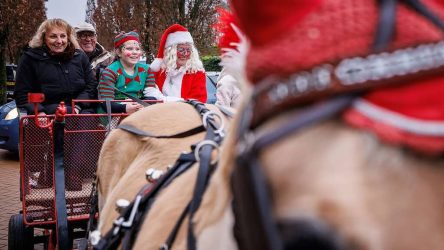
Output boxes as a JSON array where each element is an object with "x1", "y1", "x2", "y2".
[{"x1": 7, "y1": 96, "x2": 158, "y2": 250}]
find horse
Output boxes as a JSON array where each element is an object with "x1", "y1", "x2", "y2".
[{"x1": 96, "y1": 101, "x2": 233, "y2": 239}]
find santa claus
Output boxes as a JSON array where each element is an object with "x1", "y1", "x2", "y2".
[{"x1": 144, "y1": 24, "x2": 207, "y2": 103}]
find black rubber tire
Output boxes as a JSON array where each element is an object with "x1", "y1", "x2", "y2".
[{"x1": 8, "y1": 214, "x2": 33, "y2": 250}]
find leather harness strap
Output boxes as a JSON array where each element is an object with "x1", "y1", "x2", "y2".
[
  {"x1": 373, "y1": 0, "x2": 397, "y2": 51},
  {"x1": 186, "y1": 124, "x2": 220, "y2": 249},
  {"x1": 118, "y1": 123, "x2": 206, "y2": 139},
  {"x1": 113, "y1": 87, "x2": 151, "y2": 107}
]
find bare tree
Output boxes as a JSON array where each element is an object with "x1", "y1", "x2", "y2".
[
  {"x1": 94, "y1": 0, "x2": 147, "y2": 52},
  {"x1": 145, "y1": 0, "x2": 221, "y2": 58},
  {"x1": 94, "y1": 0, "x2": 221, "y2": 62},
  {"x1": 85, "y1": 0, "x2": 97, "y2": 27},
  {"x1": 0, "y1": 0, "x2": 46, "y2": 104}
]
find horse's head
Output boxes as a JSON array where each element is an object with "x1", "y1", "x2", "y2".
[{"x1": 221, "y1": 0, "x2": 444, "y2": 249}]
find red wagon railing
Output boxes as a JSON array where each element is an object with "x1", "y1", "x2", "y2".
[
  {"x1": 8, "y1": 96, "x2": 163, "y2": 249},
  {"x1": 8, "y1": 94, "x2": 161, "y2": 249}
]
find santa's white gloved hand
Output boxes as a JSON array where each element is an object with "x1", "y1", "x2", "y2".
[
  {"x1": 163, "y1": 96, "x2": 184, "y2": 102},
  {"x1": 143, "y1": 86, "x2": 164, "y2": 100}
]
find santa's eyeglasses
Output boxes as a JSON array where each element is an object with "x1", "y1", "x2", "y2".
[{"x1": 177, "y1": 47, "x2": 192, "y2": 54}]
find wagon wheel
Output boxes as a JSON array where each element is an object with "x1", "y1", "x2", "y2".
[{"x1": 8, "y1": 214, "x2": 34, "y2": 250}]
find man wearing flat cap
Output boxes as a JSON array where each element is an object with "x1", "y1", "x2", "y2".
[{"x1": 75, "y1": 22, "x2": 113, "y2": 81}]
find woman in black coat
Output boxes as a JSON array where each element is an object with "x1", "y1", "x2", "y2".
[
  {"x1": 15, "y1": 18, "x2": 98, "y2": 191},
  {"x1": 15, "y1": 18, "x2": 97, "y2": 114}
]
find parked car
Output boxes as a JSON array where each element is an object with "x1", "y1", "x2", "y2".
[
  {"x1": 0, "y1": 100, "x2": 19, "y2": 153},
  {"x1": 6, "y1": 64, "x2": 17, "y2": 102},
  {"x1": 206, "y1": 71, "x2": 220, "y2": 104}
]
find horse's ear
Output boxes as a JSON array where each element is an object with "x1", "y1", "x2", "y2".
[
  {"x1": 214, "y1": 8, "x2": 250, "y2": 90},
  {"x1": 231, "y1": 0, "x2": 322, "y2": 47},
  {"x1": 218, "y1": 25, "x2": 250, "y2": 91}
]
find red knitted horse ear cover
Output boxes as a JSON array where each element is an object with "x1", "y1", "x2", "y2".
[
  {"x1": 213, "y1": 7, "x2": 241, "y2": 51},
  {"x1": 232, "y1": 0, "x2": 444, "y2": 83},
  {"x1": 231, "y1": 0, "x2": 444, "y2": 154}
]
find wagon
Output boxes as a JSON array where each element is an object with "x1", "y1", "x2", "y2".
[{"x1": 7, "y1": 95, "x2": 135, "y2": 250}]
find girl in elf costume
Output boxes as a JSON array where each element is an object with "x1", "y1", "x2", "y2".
[{"x1": 98, "y1": 31, "x2": 155, "y2": 114}]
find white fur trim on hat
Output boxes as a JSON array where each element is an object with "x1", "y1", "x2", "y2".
[
  {"x1": 150, "y1": 58, "x2": 163, "y2": 72},
  {"x1": 165, "y1": 31, "x2": 194, "y2": 48}
]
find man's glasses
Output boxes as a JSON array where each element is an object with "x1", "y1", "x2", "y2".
[{"x1": 78, "y1": 33, "x2": 96, "y2": 40}]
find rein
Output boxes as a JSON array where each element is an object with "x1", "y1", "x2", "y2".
[
  {"x1": 118, "y1": 123, "x2": 206, "y2": 139},
  {"x1": 92, "y1": 100, "x2": 227, "y2": 250},
  {"x1": 231, "y1": 1, "x2": 444, "y2": 249}
]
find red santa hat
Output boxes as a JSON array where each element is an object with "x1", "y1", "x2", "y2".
[
  {"x1": 232, "y1": 0, "x2": 444, "y2": 154},
  {"x1": 150, "y1": 24, "x2": 194, "y2": 72}
]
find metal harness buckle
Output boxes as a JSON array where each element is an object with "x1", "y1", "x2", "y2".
[
  {"x1": 112, "y1": 194, "x2": 142, "y2": 236},
  {"x1": 194, "y1": 139, "x2": 220, "y2": 165},
  {"x1": 202, "y1": 111, "x2": 225, "y2": 136}
]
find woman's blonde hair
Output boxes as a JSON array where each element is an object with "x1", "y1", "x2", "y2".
[
  {"x1": 163, "y1": 43, "x2": 204, "y2": 74},
  {"x1": 29, "y1": 18, "x2": 80, "y2": 49}
]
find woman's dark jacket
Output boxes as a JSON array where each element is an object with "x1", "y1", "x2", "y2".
[{"x1": 14, "y1": 46, "x2": 98, "y2": 114}]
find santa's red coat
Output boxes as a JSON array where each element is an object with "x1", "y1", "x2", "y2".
[{"x1": 154, "y1": 71, "x2": 207, "y2": 103}]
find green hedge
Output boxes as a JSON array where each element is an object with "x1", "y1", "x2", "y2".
[{"x1": 201, "y1": 56, "x2": 222, "y2": 72}]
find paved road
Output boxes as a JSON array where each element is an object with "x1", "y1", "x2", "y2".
[{"x1": 0, "y1": 150, "x2": 20, "y2": 249}]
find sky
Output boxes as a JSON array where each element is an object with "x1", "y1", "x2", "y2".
[{"x1": 45, "y1": 0, "x2": 87, "y2": 26}]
